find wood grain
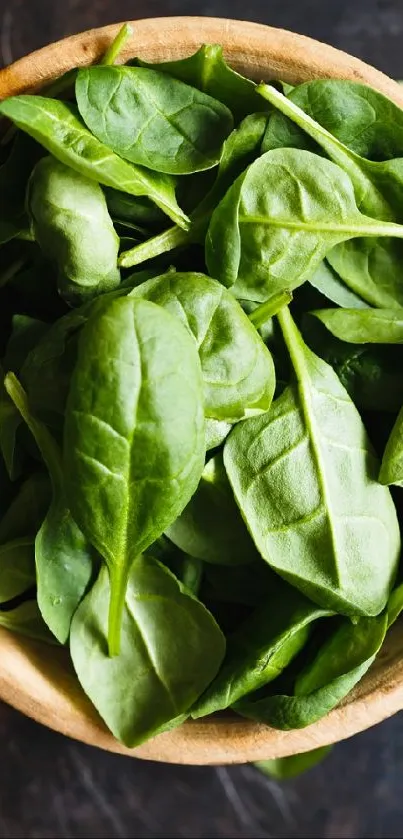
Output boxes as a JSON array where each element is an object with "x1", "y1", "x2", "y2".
[{"x1": 0, "y1": 16, "x2": 403, "y2": 765}]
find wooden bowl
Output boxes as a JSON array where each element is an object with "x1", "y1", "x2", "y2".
[{"x1": 1, "y1": 17, "x2": 403, "y2": 765}]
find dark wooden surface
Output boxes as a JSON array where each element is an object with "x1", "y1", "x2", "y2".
[{"x1": 1, "y1": 1, "x2": 403, "y2": 837}]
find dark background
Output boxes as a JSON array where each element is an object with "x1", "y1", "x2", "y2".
[{"x1": 1, "y1": 1, "x2": 403, "y2": 837}]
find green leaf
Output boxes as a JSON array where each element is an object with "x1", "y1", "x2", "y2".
[
  {"x1": 136, "y1": 44, "x2": 267, "y2": 123},
  {"x1": 259, "y1": 83, "x2": 403, "y2": 308},
  {"x1": 263, "y1": 79, "x2": 403, "y2": 162},
  {"x1": 0, "y1": 97, "x2": 189, "y2": 229},
  {"x1": 224, "y1": 307, "x2": 400, "y2": 616},
  {"x1": 0, "y1": 538, "x2": 36, "y2": 603},
  {"x1": 379, "y1": 406, "x2": 403, "y2": 487},
  {"x1": 308, "y1": 261, "x2": 369, "y2": 309},
  {"x1": 129, "y1": 271, "x2": 275, "y2": 422},
  {"x1": 64, "y1": 296, "x2": 206, "y2": 655},
  {"x1": 70, "y1": 558, "x2": 225, "y2": 746},
  {"x1": 76, "y1": 65, "x2": 233, "y2": 175},
  {"x1": 192, "y1": 577, "x2": 332, "y2": 717},
  {"x1": 0, "y1": 599, "x2": 57, "y2": 644},
  {"x1": 4, "y1": 374, "x2": 94, "y2": 644},
  {"x1": 205, "y1": 148, "x2": 403, "y2": 303},
  {"x1": 255, "y1": 746, "x2": 332, "y2": 780},
  {"x1": 311, "y1": 308, "x2": 403, "y2": 344},
  {"x1": 205, "y1": 418, "x2": 232, "y2": 451},
  {"x1": 0, "y1": 472, "x2": 51, "y2": 543},
  {"x1": 236, "y1": 612, "x2": 387, "y2": 728},
  {"x1": 301, "y1": 314, "x2": 403, "y2": 413},
  {"x1": 28, "y1": 157, "x2": 121, "y2": 304},
  {"x1": 104, "y1": 188, "x2": 166, "y2": 230},
  {"x1": 166, "y1": 452, "x2": 261, "y2": 565}
]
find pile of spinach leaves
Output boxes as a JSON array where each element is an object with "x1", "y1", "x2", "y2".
[{"x1": 0, "y1": 24, "x2": 403, "y2": 748}]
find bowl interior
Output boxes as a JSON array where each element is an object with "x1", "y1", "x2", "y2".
[{"x1": 0, "y1": 16, "x2": 403, "y2": 765}]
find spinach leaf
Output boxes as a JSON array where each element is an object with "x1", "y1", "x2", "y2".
[
  {"x1": 255, "y1": 745, "x2": 332, "y2": 780},
  {"x1": 301, "y1": 314, "x2": 403, "y2": 413},
  {"x1": 0, "y1": 599, "x2": 57, "y2": 644},
  {"x1": 4, "y1": 374, "x2": 94, "y2": 644},
  {"x1": 311, "y1": 308, "x2": 403, "y2": 344},
  {"x1": 205, "y1": 418, "x2": 232, "y2": 451},
  {"x1": 0, "y1": 97, "x2": 189, "y2": 229},
  {"x1": 136, "y1": 44, "x2": 267, "y2": 123},
  {"x1": 0, "y1": 363, "x2": 24, "y2": 480},
  {"x1": 192, "y1": 577, "x2": 332, "y2": 717},
  {"x1": 259, "y1": 83, "x2": 403, "y2": 308},
  {"x1": 104, "y1": 188, "x2": 166, "y2": 230},
  {"x1": 166, "y1": 452, "x2": 260, "y2": 565},
  {"x1": 64, "y1": 296, "x2": 206, "y2": 655},
  {"x1": 0, "y1": 538, "x2": 35, "y2": 603},
  {"x1": 0, "y1": 472, "x2": 51, "y2": 543},
  {"x1": 76, "y1": 66, "x2": 233, "y2": 175},
  {"x1": 235, "y1": 612, "x2": 387, "y2": 729},
  {"x1": 387, "y1": 582, "x2": 403, "y2": 626},
  {"x1": 0, "y1": 133, "x2": 42, "y2": 245},
  {"x1": 70, "y1": 558, "x2": 225, "y2": 746},
  {"x1": 263, "y1": 79, "x2": 403, "y2": 161},
  {"x1": 28, "y1": 157, "x2": 121, "y2": 304},
  {"x1": 129, "y1": 272, "x2": 275, "y2": 421},
  {"x1": 258, "y1": 83, "x2": 394, "y2": 219},
  {"x1": 118, "y1": 110, "x2": 269, "y2": 270},
  {"x1": 205, "y1": 148, "x2": 403, "y2": 303},
  {"x1": 308, "y1": 261, "x2": 369, "y2": 309},
  {"x1": 224, "y1": 307, "x2": 400, "y2": 616},
  {"x1": 326, "y1": 238, "x2": 403, "y2": 309},
  {"x1": 379, "y1": 406, "x2": 403, "y2": 487}
]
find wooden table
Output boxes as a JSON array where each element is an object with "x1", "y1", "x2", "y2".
[{"x1": 1, "y1": 1, "x2": 403, "y2": 837}]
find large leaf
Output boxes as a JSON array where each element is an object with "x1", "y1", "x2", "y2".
[
  {"x1": 259, "y1": 83, "x2": 403, "y2": 308},
  {"x1": 76, "y1": 66, "x2": 233, "y2": 175},
  {"x1": 129, "y1": 271, "x2": 275, "y2": 421},
  {"x1": 311, "y1": 308, "x2": 403, "y2": 344},
  {"x1": 4, "y1": 374, "x2": 94, "y2": 645},
  {"x1": 235, "y1": 612, "x2": 387, "y2": 729},
  {"x1": 224, "y1": 307, "x2": 400, "y2": 616},
  {"x1": 205, "y1": 148, "x2": 403, "y2": 303},
  {"x1": 0, "y1": 97, "x2": 188, "y2": 228},
  {"x1": 379, "y1": 406, "x2": 403, "y2": 487},
  {"x1": 192, "y1": 576, "x2": 332, "y2": 717},
  {"x1": 70, "y1": 558, "x2": 225, "y2": 746},
  {"x1": 64, "y1": 296, "x2": 206, "y2": 655},
  {"x1": 27, "y1": 157, "x2": 120, "y2": 304}
]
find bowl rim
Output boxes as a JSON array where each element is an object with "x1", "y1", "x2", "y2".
[{"x1": 1, "y1": 16, "x2": 403, "y2": 765}]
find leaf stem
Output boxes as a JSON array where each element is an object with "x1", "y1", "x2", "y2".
[
  {"x1": 101, "y1": 23, "x2": 133, "y2": 66},
  {"x1": 4, "y1": 372, "x2": 64, "y2": 492},
  {"x1": 107, "y1": 566, "x2": 129, "y2": 656},
  {"x1": 249, "y1": 290, "x2": 293, "y2": 329},
  {"x1": 118, "y1": 212, "x2": 208, "y2": 268}
]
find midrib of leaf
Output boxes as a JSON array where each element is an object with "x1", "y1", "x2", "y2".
[
  {"x1": 107, "y1": 314, "x2": 142, "y2": 657},
  {"x1": 238, "y1": 215, "x2": 403, "y2": 238},
  {"x1": 277, "y1": 308, "x2": 342, "y2": 588}
]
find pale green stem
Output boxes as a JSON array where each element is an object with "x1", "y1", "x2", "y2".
[
  {"x1": 107, "y1": 565, "x2": 129, "y2": 657},
  {"x1": 249, "y1": 290, "x2": 293, "y2": 329},
  {"x1": 101, "y1": 23, "x2": 133, "y2": 66}
]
